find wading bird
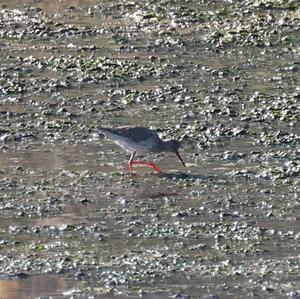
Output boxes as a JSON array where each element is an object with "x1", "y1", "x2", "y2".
[{"x1": 99, "y1": 126, "x2": 185, "y2": 173}]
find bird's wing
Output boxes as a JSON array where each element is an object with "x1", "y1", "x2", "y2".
[
  {"x1": 118, "y1": 127, "x2": 159, "y2": 142},
  {"x1": 100, "y1": 126, "x2": 160, "y2": 143}
]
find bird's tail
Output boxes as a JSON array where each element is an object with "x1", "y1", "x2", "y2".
[
  {"x1": 98, "y1": 128, "x2": 118, "y2": 139},
  {"x1": 99, "y1": 127, "x2": 112, "y2": 134}
]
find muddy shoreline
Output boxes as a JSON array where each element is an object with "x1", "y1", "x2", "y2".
[{"x1": 0, "y1": 0, "x2": 299, "y2": 298}]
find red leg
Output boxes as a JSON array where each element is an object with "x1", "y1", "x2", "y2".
[
  {"x1": 128, "y1": 151, "x2": 136, "y2": 173},
  {"x1": 131, "y1": 160, "x2": 162, "y2": 173},
  {"x1": 128, "y1": 162, "x2": 133, "y2": 172}
]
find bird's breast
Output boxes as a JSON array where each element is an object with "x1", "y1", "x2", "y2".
[{"x1": 115, "y1": 138, "x2": 155, "y2": 155}]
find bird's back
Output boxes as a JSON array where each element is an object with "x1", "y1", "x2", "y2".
[
  {"x1": 99, "y1": 126, "x2": 161, "y2": 154},
  {"x1": 99, "y1": 126, "x2": 158, "y2": 142}
]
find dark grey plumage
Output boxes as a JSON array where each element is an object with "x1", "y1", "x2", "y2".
[{"x1": 99, "y1": 126, "x2": 185, "y2": 167}]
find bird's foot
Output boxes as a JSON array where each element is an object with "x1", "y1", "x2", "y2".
[
  {"x1": 128, "y1": 163, "x2": 133, "y2": 173},
  {"x1": 131, "y1": 160, "x2": 161, "y2": 173}
]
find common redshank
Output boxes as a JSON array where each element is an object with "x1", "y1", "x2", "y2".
[{"x1": 99, "y1": 126, "x2": 185, "y2": 173}]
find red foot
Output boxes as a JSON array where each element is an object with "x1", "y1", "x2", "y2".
[
  {"x1": 128, "y1": 164, "x2": 133, "y2": 172},
  {"x1": 129, "y1": 160, "x2": 161, "y2": 173}
]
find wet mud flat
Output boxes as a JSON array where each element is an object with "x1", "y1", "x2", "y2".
[{"x1": 0, "y1": 0, "x2": 300, "y2": 298}]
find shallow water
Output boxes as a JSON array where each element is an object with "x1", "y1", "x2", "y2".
[{"x1": 0, "y1": 0, "x2": 299, "y2": 298}]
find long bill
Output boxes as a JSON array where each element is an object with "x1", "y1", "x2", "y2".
[{"x1": 175, "y1": 150, "x2": 186, "y2": 167}]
